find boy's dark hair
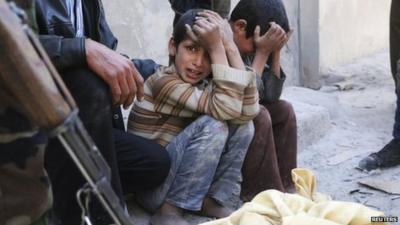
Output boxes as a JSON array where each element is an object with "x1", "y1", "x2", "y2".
[
  {"x1": 173, "y1": 8, "x2": 204, "y2": 46},
  {"x1": 169, "y1": 9, "x2": 204, "y2": 65},
  {"x1": 230, "y1": 0, "x2": 290, "y2": 38}
]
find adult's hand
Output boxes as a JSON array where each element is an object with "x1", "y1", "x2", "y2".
[{"x1": 85, "y1": 39, "x2": 144, "y2": 108}]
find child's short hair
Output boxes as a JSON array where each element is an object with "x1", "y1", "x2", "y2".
[
  {"x1": 230, "y1": 0, "x2": 290, "y2": 38},
  {"x1": 173, "y1": 8, "x2": 204, "y2": 45}
]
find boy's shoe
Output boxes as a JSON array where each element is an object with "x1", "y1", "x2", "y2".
[{"x1": 358, "y1": 138, "x2": 400, "y2": 171}]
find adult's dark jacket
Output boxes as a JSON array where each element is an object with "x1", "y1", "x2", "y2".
[
  {"x1": 34, "y1": 2, "x2": 124, "y2": 224},
  {"x1": 35, "y1": 0, "x2": 117, "y2": 71},
  {"x1": 35, "y1": 0, "x2": 160, "y2": 130}
]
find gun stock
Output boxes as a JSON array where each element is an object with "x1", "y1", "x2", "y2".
[
  {"x1": 0, "y1": 0, "x2": 71, "y2": 129},
  {"x1": 0, "y1": 1, "x2": 133, "y2": 224}
]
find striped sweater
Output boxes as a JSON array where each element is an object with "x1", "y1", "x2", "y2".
[{"x1": 128, "y1": 64, "x2": 259, "y2": 146}]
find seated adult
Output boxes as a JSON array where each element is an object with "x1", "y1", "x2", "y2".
[{"x1": 34, "y1": 0, "x2": 170, "y2": 224}]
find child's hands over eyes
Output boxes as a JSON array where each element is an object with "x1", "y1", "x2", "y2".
[{"x1": 254, "y1": 22, "x2": 287, "y2": 55}]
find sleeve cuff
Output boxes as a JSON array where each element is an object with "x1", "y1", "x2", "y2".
[
  {"x1": 212, "y1": 64, "x2": 256, "y2": 86},
  {"x1": 262, "y1": 64, "x2": 286, "y2": 81},
  {"x1": 60, "y1": 37, "x2": 87, "y2": 69}
]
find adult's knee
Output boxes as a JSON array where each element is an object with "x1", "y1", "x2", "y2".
[
  {"x1": 62, "y1": 68, "x2": 110, "y2": 101},
  {"x1": 63, "y1": 68, "x2": 112, "y2": 124}
]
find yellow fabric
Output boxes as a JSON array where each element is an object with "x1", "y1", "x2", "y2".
[
  {"x1": 200, "y1": 168, "x2": 386, "y2": 225},
  {"x1": 291, "y1": 168, "x2": 331, "y2": 203}
]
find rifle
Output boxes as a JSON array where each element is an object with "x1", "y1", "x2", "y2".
[{"x1": 0, "y1": 1, "x2": 133, "y2": 224}]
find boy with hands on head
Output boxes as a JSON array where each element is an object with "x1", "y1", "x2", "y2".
[
  {"x1": 252, "y1": 21, "x2": 291, "y2": 80},
  {"x1": 128, "y1": 9, "x2": 258, "y2": 225},
  {"x1": 199, "y1": 0, "x2": 298, "y2": 201}
]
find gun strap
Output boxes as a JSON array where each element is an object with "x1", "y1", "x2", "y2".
[{"x1": 77, "y1": 185, "x2": 93, "y2": 225}]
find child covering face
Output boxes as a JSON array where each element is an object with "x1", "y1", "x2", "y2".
[{"x1": 128, "y1": 9, "x2": 259, "y2": 225}]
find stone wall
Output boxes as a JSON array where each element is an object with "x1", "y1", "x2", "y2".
[
  {"x1": 299, "y1": 0, "x2": 391, "y2": 88},
  {"x1": 103, "y1": 0, "x2": 390, "y2": 89},
  {"x1": 103, "y1": 0, "x2": 301, "y2": 85},
  {"x1": 281, "y1": 0, "x2": 301, "y2": 86},
  {"x1": 103, "y1": 1, "x2": 174, "y2": 66},
  {"x1": 319, "y1": 0, "x2": 391, "y2": 73}
]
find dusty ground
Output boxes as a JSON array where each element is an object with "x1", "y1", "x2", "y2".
[
  {"x1": 299, "y1": 50, "x2": 400, "y2": 223},
  {"x1": 127, "y1": 50, "x2": 400, "y2": 224}
]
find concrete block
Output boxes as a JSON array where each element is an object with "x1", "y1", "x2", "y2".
[
  {"x1": 282, "y1": 87, "x2": 335, "y2": 151},
  {"x1": 290, "y1": 100, "x2": 331, "y2": 152},
  {"x1": 282, "y1": 86, "x2": 341, "y2": 119}
]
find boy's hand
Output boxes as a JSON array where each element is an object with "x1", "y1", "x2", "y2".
[
  {"x1": 191, "y1": 10, "x2": 244, "y2": 69},
  {"x1": 274, "y1": 28, "x2": 293, "y2": 53},
  {"x1": 254, "y1": 22, "x2": 286, "y2": 55},
  {"x1": 85, "y1": 39, "x2": 144, "y2": 109},
  {"x1": 191, "y1": 17, "x2": 223, "y2": 51},
  {"x1": 185, "y1": 17, "x2": 229, "y2": 66},
  {"x1": 270, "y1": 29, "x2": 293, "y2": 78},
  {"x1": 197, "y1": 10, "x2": 235, "y2": 49}
]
